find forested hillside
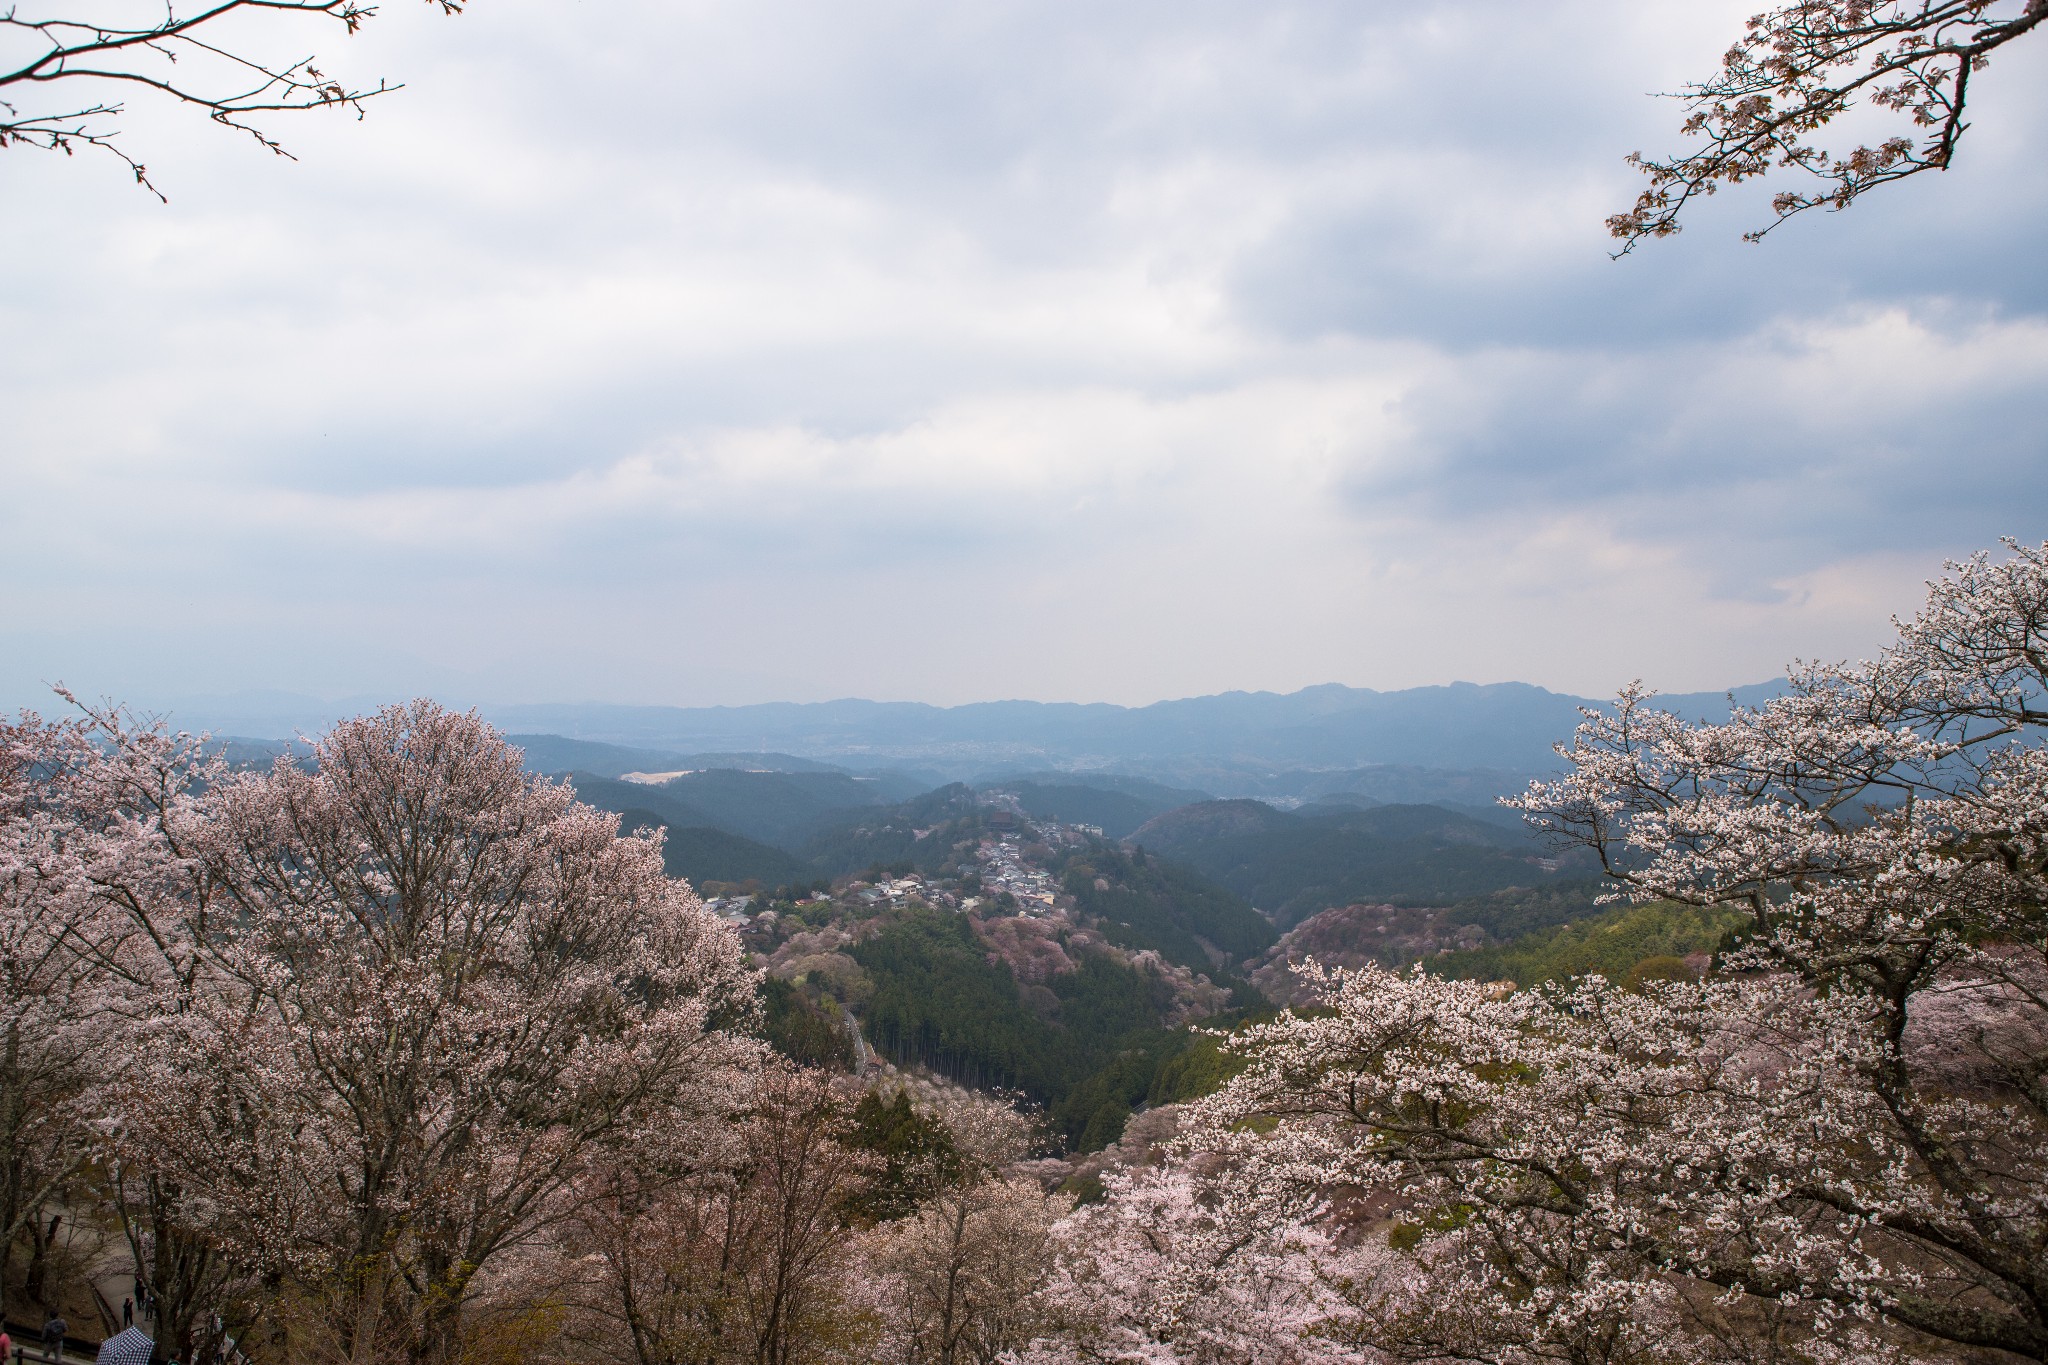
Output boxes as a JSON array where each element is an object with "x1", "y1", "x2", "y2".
[
  {"x1": 12, "y1": 652, "x2": 1983, "y2": 1365},
  {"x1": 1055, "y1": 843, "x2": 1275, "y2": 970},
  {"x1": 628, "y1": 768, "x2": 910, "y2": 846},
  {"x1": 988, "y1": 775, "x2": 1207, "y2": 838},
  {"x1": 1434, "y1": 899, "x2": 1745, "y2": 988},
  {"x1": 800, "y1": 784, "x2": 988, "y2": 875},
  {"x1": 853, "y1": 911, "x2": 1175, "y2": 1097},
  {"x1": 1132, "y1": 799, "x2": 1595, "y2": 927},
  {"x1": 614, "y1": 809, "x2": 820, "y2": 887},
  {"x1": 572, "y1": 762, "x2": 1692, "y2": 1129},
  {"x1": 14, "y1": 0, "x2": 2038, "y2": 1342}
]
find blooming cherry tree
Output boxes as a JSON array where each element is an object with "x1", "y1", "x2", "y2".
[
  {"x1": 1506, "y1": 540, "x2": 2048, "y2": 1359},
  {"x1": 0, "y1": 711, "x2": 134, "y2": 1319},
  {"x1": 1073, "y1": 541, "x2": 2048, "y2": 1364},
  {"x1": 60, "y1": 700, "x2": 758, "y2": 1364},
  {"x1": 1021, "y1": 1147, "x2": 1379, "y2": 1365},
  {"x1": 866, "y1": 1093, "x2": 1066, "y2": 1365},
  {"x1": 563, "y1": 1061, "x2": 881, "y2": 1365}
]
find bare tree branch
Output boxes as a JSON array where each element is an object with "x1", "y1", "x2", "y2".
[{"x1": 0, "y1": 0, "x2": 464, "y2": 196}]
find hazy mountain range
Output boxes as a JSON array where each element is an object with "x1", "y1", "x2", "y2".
[
  {"x1": 142, "y1": 679, "x2": 1785, "y2": 793},
  {"x1": 170, "y1": 679, "x2": 1740, "y2": 930}
]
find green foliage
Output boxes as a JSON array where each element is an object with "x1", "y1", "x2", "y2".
[
  {"x1": 1045, "y1": 1006, "x2": 1278, "y2": 1150},
  {"x1": 1145, "y1": 1023, "x2": 1263, "y2": 1104},
  {"x1": 1624, "y1": 954, "x2": 1696, "y2": 990},
  {"x1": 1441, "y1": 880, "x2": 1610, "y2": 941},
  {"x1": 843, "y1": 1090, "x2": 960, "y2": 1221},
  {"x1": 1052, "y1": 952, "x2": 1177, "y2": 1042},
  {"x1": 1060, "y1": 1169, "x2": 1107, "y2": 1206},
  {"x1": 638, "y1": 816, "x2": 820, "y2": 888},
  {"x1": 1045, "y1": 1030, "x2": 1177, "y2": 1150},
  {"x1": 1058, "y1": 842, "x2": 1276, "y2": 969},
  {"x1": 1387, "y1": 1201, "x2": 1476, "y2": 1253},
  {"x1": 1433, "y1": 900, "x2": 1746, "y2": 987},
  {"x1": 569, "y1": 776, "x2": 714, "y2": 829},
  {"x1": 851, "y1": 908, "x2": 1061, "y2": 1093},
  {"x1": 757, "y1": 975, "x2": 855, "y2": 1071},
  {"x1": 1140, "y1": 802, "x2": 1586, "y2": 928},
  {"x1": 848, "y1": 907, "x2": 1221, "y2": 1148},
  {"x1": 801, "y1": 786, "x2": 986, "y2": 875},
  {"x1": 569, "y1": 772, "x2": 830, "y2": 885},
  {"x1": 651, "y1": 768, "x2": 900, "y2": 848},
  {"x1": 992, "y1": 771, "x2": 1210, "y2": 809},
  {"x1": 508, "y1": 734, "x2": 689, "y2": 779},
  {"x1": 568, "y1": 770, "x2": 901, "y2": 853}
]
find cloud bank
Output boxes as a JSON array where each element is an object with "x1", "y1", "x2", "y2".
[{"x1": 5, "y1": 0, "x2": 2044, "y2": 710}]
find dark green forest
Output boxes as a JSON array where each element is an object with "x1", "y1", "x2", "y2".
[
  {"x1": 1056, "y1": 841, "x2": 1276, "y2": 970},
  {"x1": 1137, "y1": 801, "x2": 1592, "y2": 927},
  {"x1": 800, "y1": 785, "x2": 988, "y2": 875},
  {"x1": 616, "y1": 809, "x2": 820, "y2": 887},
  {"x1": 846, "y1": 908, "x2": 1244, "y2": 1148}
]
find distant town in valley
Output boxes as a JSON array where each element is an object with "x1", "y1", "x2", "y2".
[{"x1": 435, "y1": 699, "x2": 1745, "y2": 1157}]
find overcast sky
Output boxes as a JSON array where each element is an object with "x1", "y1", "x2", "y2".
[{"x1": 5, "y1": 0, "x2": 2046, "y2": 711}]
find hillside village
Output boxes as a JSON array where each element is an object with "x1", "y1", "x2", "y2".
[
  {"x1": 602, "y1": 774, "x2": 1673, "y2": 1143},
  {"x1": 707, "y1": 799, "x2": 1098, "y2": 923}
]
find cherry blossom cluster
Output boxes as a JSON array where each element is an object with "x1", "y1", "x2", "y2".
[
  {"x1": 1, "y1": 698, "x2": 761, "y2": 1363},
  {"x1": 1609, "y1": 1, "x2": 2048, "y2": 247},
  {"x1": 1029, "y1": 541, "x2": 2048, "y2": 1364}
]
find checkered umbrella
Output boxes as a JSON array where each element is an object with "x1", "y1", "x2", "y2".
[{"x1": 95, "y1": 1327, "x2": 155, "y2": 1365}]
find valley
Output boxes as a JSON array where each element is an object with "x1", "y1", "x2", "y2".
[{"x1": 536, "y1": 744, "x2": 1733, "y2": 1154}]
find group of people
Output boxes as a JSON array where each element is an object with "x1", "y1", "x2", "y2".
[
  {"x1": 0, "y1": 1277, "x2": 156, "y2": 1363},
  {"x1": 119, "y1": 1281, "x2": 156, "y2": 1330}
]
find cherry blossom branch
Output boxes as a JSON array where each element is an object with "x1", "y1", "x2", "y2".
[{"x1": 1609, "y1": 0, "x2": 2048, "y2": 251}]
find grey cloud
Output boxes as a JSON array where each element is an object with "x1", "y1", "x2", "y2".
[
  {"x1": 1231, "y1": 163, "x2": 2048, "y2": 352},
  {"x1": 1358, "y1": 309, "x2": 2048, "y2": 590},
  {"x1": 6, "y1": 0, "x2": 2048, "y2": 709}
]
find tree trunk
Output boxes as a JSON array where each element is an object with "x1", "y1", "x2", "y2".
[
  {"x1": 348, "y1": 1256, "x2": 390, "y2": 1365},
  {"x1": 116, "y1": 1175, "x2": 230, "y2": 1365},
  {"x1": 23, "y1": 1210, "x2": 60, "y2": 1308}
]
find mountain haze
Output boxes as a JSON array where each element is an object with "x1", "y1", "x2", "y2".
[
  {"x1": 154, "y1": 679, "x2": 1784, "y2": 800},
  {"x1": 487, "y1": 680, "x2": 1783, "y2": 776}
]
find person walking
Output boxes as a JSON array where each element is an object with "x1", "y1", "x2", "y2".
[
  {"x1": 40, "y1": 1314, "x2": 66, "y2": 1363},
  {"x1": 1, "y1": 1326, "x2": 14, "y2": 1362},
  {"x1": 121, "y1": 1298, "x2": 133, "y2": 1329}
]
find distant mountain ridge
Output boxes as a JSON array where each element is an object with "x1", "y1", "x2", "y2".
[
  {"x1": 140, "y1": 679, "x2": 1786, "y2": 791},
  {"x1": 487, "y1": 680, "x2": 1786, "y2": 785}
]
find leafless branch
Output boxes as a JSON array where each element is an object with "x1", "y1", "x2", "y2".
[{"x1": 0, "y1": 0, "x2": 464, "y2": 195}]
